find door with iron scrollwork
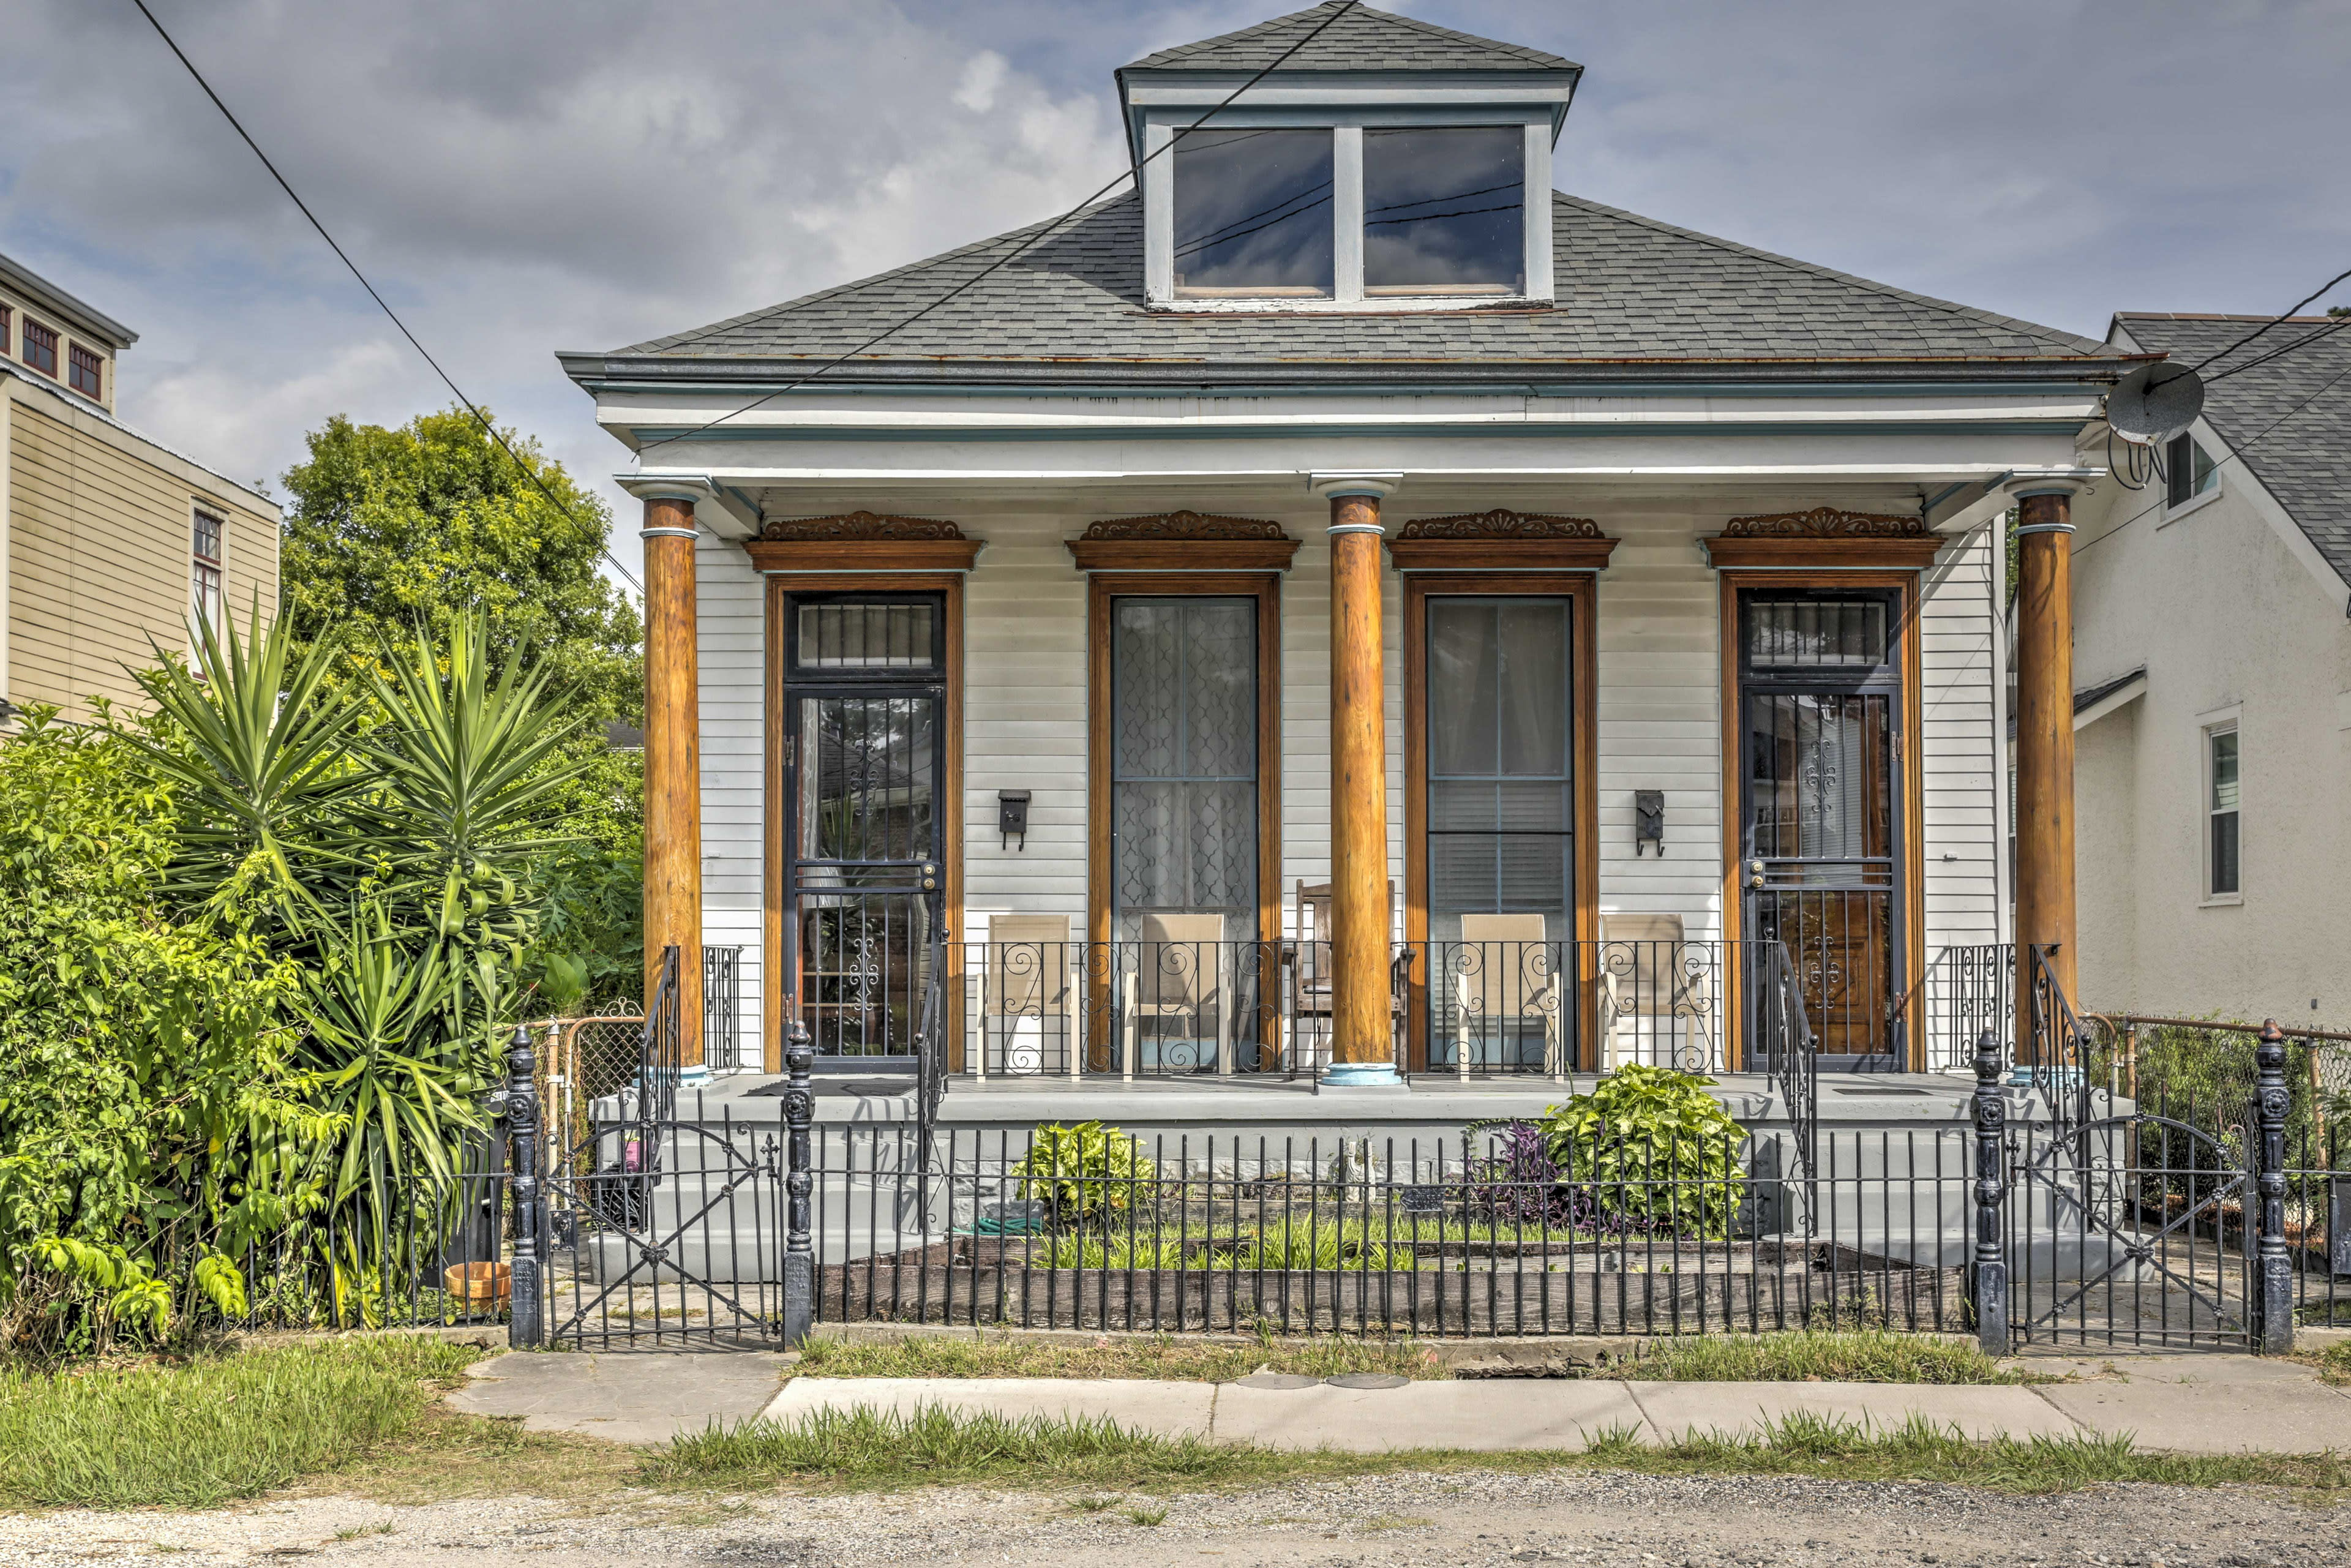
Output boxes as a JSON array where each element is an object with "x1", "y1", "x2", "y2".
[
  {"x1": 784, "y1": 593, "x2": 945, "y2": 1063},
  {"x1": 1738, "y1": 590, "x2": 1905, "y2": 1068}
]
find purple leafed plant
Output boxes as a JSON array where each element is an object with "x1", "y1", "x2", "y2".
[{"x1": 1466, "y1": 1120, "x2": 1657, "y2": 1236}]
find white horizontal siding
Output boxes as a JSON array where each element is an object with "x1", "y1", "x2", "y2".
[
  {"x1": 1594, "y1": 510, "x2": 1725, "y2": 940},
  {"x1": 1918, "y1": 526, "x2": 2003, "y2": 951}
]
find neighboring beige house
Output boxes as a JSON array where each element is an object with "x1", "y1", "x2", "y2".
[
  {"x1": 2069, "y1": 312, "x2": 2351, "y2": 1025},
  {"x1": 0, "y1": 252, "x2": 280, "y2": 718}
]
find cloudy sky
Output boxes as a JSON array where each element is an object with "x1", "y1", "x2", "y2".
[{"x1": 5, "y1": 0, "x2": 2347, "y2": 592}]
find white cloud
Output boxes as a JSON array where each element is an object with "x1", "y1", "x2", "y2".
[{"x1": 954, "y1": 51, "x2": 1011, "y2": 113}]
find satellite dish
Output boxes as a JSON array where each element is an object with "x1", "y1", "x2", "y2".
[{"x1": 2105, "y1": 361, "x2": 2204, "y2": 445}]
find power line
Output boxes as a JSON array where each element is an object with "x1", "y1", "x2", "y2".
[
  {"x1": 637, "y1": 0, "x2": 1365, "y2": 457},
  {"x1": 2075, "y1": 351, "x2": 2351, "y2": 561},
  {"x1": 2150, "y1": 262, "x2": 2351, "y2": 388},
  {"x1": 129, "y1": 0, "x2": 645, "y2": 597},
  {"x1": 2203, "y1": 313, "x2": 2351, "y2": 385}
]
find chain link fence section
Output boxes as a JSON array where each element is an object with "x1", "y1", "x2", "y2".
[{"x1": 538, "y1": 1015, "x2": 648, "y2": 1180}]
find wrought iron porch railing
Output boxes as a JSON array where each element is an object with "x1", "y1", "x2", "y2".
[
  {"x1": 1922, "y1": 942, "x2": 2013, "y2": 1071},
  {"x1": 947, "y1": 937, "x2": 1820, "y2": 1082}
]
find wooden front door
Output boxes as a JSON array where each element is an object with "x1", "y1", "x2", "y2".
[{"x1": 1737, "y1": 590, "x2": 1906, "y2": 1068}]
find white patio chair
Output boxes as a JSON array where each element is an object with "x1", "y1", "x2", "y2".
[
  {"x1": 1600, "y1": 912, "x2": 1712, "y2": 1070},
  {"x1": 1126, "y1": 912, "x2": 1228, "y2": 1075},
  {"x1": 983, "y1": 914, "x2": 1073, "y2": 1076},
  {"x1": 1455, "y1": 913, "x2": 1562, "y2": 1077}
]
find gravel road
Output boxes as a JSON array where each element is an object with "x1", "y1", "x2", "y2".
[{"x1": 1, "y1": 1470, "x2": 2341, "y2": 1568}]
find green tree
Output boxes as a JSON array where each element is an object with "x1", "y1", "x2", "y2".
[
  {"x1": 278, "y1": 407, "x2": 646, "y2": 1006},
  {"x1": 279, "y1": 408, "x2": 643, "y2": 721}
]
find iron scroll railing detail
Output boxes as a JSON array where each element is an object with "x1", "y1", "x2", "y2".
[
  {"x1": 1755, "y1": 941, "x2": 1820, "y2": 1185},
  {"x1": 2025, "y1": 944, "x2": 2096, "y2": 1139}
]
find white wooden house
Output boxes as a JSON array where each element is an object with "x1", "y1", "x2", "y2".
[{"x1": 560, "y1": 2, "x2": 2126, "y2": 1103}]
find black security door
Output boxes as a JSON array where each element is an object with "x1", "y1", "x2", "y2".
[
  {"x1": 784, "y1": 594, "x2": 945, "y2": 1062},
  {"x1": 1738, "y1": 590, "x2": 1906, "y2": 1067}
]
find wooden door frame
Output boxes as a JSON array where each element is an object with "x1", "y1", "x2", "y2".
[
  {"x1": 1716, "y1": 569, "x2": 1927, "y2": 1071},
  {"x1": 763, "y1": 572, "x2": 966, "y2": 1073},
  {"x1": 1401, "y1": 572, "x2": 1601, "y2": 1073}
]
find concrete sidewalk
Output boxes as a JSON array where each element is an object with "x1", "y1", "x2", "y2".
[{"x1": 452, "y1": 1348, "x2": 2351, "y2": 1456}]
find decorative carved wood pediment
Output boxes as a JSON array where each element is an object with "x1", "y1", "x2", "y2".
[
  {"x1": 1395, "y1": 509, "x2": 1604, "y2": 541},
  {"x1": 1719, "y1": 507, "x2": 1928, "y2": 539},
  {"x1": 1067, "y1": 511, "x2": 1298, "y2": 571},
  {"x1": 746, "y1": 511, "x2": 980, "y2": 571},
  {"x1": 1704, "y1": 506, "x2": 1943, "y2": 568},
  {"x1": 1386, "y1": 509, "x2": 1616, "y2": 571},
  {"x1": 1079, "y1": 511, "x2": 1289, "y2": 542},
  {"x1": 760, "y1": 511, "x2": 967, "y2": 542}
]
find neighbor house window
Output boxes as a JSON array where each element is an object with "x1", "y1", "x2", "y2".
[
  {"x1": 1363, "y1": 126, "x2": 1524, "y2": 296},
  {"x1": 2205, "y1": 724, "x2": 2239, "y2": 898},
  {"x1": 2166, "y1": 433, "x2": 2218, "y2": 507},
  {"x1": 1171, "y1": 128, "x2": 1334, "y2": 298},
  {"x1": 67, "y1": 343, "x2": 102, "y2": 400},
  {"x1": 21, "y1": 318, "x2": 58, "y2": 377},
  {"x1": 0, "y1": 305, "x2": 11, "y2": 358},
  {"x1": 192, "y1": 509, "x2": 225, "y2": 634}
]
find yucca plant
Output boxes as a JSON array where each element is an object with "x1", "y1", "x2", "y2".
[{"x1": 129, "y1": 600, "x2": 370, "y2": 923}]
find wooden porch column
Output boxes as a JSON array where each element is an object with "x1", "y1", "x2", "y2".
[
  {"x1": 641, "y1": 487, "x2": 705, "y2": 1066},
  {"x1": 1315, "y1": 474, "x2": 1402, "y2": 1087},
  {"x1": 2010, "y1": 480, "x2": 2082, "y2": 1049}
]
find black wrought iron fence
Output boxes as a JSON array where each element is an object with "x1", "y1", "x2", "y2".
[{"x1": 797, "y1": 1119, "x2": 1962, "y2": 1338}]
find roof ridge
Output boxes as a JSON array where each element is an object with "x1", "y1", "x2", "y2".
[
  {"x1": 1354, "y1": 4, "x2": 1569, "y2": 66},
  {"x1": 1550, "y1": 190, "x2": 2104, "y2": 354},
  {"x1": 1123, "y1": 1, "x2": 1573, "y2": 73}
]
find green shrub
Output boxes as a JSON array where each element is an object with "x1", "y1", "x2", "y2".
[
  {"x1": 1013, "y1": 1122, "x2": 1155, "y2": 1225},
  {"x1": 1538, "y1": 1064, "x2": 1745, "y2": 1237}
]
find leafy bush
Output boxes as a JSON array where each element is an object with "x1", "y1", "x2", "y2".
[
  {"x1": 1012, "y1": 1122, "x2": 1155, "y2": 1225},
  {"x1": 1538, "y1": 1065, "x2": 1746, "y2": 1237}
]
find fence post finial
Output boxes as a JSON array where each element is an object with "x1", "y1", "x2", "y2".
[
  {"x1": 2255, "y1": 1018, "x2": 2295, "y2": 1353},
  {"x1": 504, "y1": 1022, "x2": 545, "y2": 1349},
  {"x1": 1970, "y1": 1027, "x2": 2009, "y2": 1355},
  {"x1": 781, "y1": 1012, "x2": 816, "y2": 1348}
]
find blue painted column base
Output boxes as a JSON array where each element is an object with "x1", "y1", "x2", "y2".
[{"x1": 1322, "y1": 1062, "x2": 1407, "y2": 1090}]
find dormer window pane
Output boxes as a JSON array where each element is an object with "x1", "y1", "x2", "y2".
[
  {"x1": 1172, "y1": 129, "x2": 1333, "y2": 298},
  {"x1": 1363, "y1": 127, "x2": 1524, "y2": 297}
]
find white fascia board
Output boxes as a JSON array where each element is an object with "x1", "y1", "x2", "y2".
[{"x1": 598, "y1": 391, "x2": 2102, "y2": 437}]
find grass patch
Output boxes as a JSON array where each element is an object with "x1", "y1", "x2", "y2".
[
  {"x1": 793, "y1": 1330, "x2": 1444, "y2": 1383},
  {"x1": 1621, "y1": 1330, "x2": 2031, "y2": 1385},
  {"x1": 0, "y1": 1338, "x2": 484, "y2": 1509},
  {"x1": 640, "y1": 1401, "x2": 2351, "y2": 1498},
  {"x1": 2297, "y1": 1340, "x2": 2351, "y2": 1387}
]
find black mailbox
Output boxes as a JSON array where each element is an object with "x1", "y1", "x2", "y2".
[
  {"x1": 1634, "y1": 789, "x2": 1665, "y2": 855},
  {"x1": 997, "y1": 790, "x2": 1031, "y2": 850}
]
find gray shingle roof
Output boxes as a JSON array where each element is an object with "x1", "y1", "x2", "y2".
[
  {"x1": 604, "y1": 190, "x2": 2115, "y2": 375},
  {"x1": 2117, "y1": 313, "x2": 2351, "y2": 588},
  {"x1": 1122, "y1": 2, "x2": 1575, "y2": 75}
]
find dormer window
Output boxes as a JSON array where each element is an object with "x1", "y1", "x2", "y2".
[
  {"x1": 1122, "y1": 1, "x2": 1578, "y2": 311},
  {"x1": 1173, "y1": 129, "x2": 1335, "y2": 298},
  {"x1": 1363, "y1": 127, "x2": 1525, "y2": 296}
]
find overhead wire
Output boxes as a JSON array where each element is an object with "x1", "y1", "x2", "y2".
[
  {"x1": 635, "y1": 0, "x2": 1367, "y2": 457},
  {"x1": 128, "y1": 0, "x2": 645, "y2": 595}
]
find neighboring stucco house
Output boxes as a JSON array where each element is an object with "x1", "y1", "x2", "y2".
[
  {"x1": 0, "y1": 252, "x2": 280, "y2": 719},
  {"x1": 561, "y1": 1, "x2": 2126, "y2": 1092},
  {"x1": 2069, "y1": 312, "x2": 2351, "y2": 1024}
]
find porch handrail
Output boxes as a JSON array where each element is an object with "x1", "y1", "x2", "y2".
[
  {"x1": 2025, "y1": 943, "x2": 2098, "y2": 1138},
  {"x1": 1754, "y1": 939, "x2": 1820, "y2": 1184}
]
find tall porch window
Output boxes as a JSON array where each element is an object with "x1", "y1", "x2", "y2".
[
  {"x1": 1110, "y1": 596, "x2": 1259, "y2": 942},
  {"x1": 1425, "y1": 596, "x2": 1575, "y2": 1070}
]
